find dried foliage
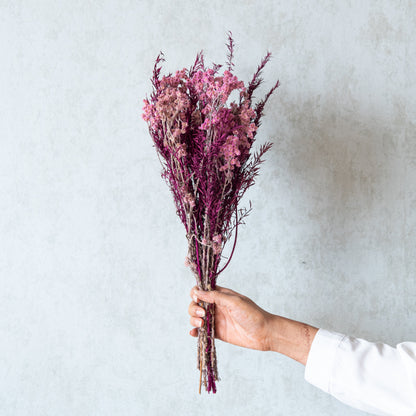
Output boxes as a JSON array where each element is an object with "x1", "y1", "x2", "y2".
[{"x1": 142, "y1": 31, "x2": 279, "y2": 393}]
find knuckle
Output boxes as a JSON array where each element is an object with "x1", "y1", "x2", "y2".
[{"x1": 238, "y1": 294, "x2": 249, "y2": 303}]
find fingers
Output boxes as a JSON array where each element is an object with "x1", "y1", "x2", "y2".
[
  {"x1": 188, "y1": 285, "x2": 239, "y2": 339},
  {"x1": 189, "y1": 285, "x2": 232, "y2": 307},
  {"x1": 190, "y1": 285, "x2": 236, "y2": 299},
  {"x1": 188, "y1": 300, "x2": 206, "y2": 318},
  {"x1": 190, "y1": 315, "x2": 204, "y2": 328},
  {"x1": 188, "y1": 299, "x2": 205, "y2": 330},
  {"x1": 190, "y1": 286, "x2": 200, "y2": 303}
]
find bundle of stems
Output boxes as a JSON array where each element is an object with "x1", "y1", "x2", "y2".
[{"x1": 142, "y1": 31, "x2": 279, "y2": 393}]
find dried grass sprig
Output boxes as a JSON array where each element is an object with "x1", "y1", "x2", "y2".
[{"x1": 142, "y1": 32, "x2": 279, "y2": 394}]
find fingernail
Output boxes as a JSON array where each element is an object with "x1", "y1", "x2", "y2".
[
  {"x1": 198, "y1": 319, "x2": 203, "y2": 327},
  {"x1": 196, "y1": 309, "x2": 205, "y2": 317},
  {"x1": 193, "y1": 294, "x2": 198, "y2": 303}
]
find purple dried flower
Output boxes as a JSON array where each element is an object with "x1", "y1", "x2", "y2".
[{"x1": 142, "y1": 32, "x2": 279, "y2": 394}]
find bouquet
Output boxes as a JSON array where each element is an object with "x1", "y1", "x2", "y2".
[{"x1": 142, "y1": 32, "x2": 279, "y2": 394}]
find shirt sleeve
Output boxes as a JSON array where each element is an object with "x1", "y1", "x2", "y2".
[{"x1": 304, "y1": 328, "x2": 416, "y2": 416}]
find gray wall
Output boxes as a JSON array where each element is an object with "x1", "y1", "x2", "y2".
[{"x1": 1, "y1": 1, "x2": 415, "y2": 415}]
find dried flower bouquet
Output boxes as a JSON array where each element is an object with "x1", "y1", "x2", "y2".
[{"x1": 142, "y1": 32, "x2": 279, "y2": 394}]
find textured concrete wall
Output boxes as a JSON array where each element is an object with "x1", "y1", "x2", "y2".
[{"x1": 1, "y1": 1, "x2": 415, "y2": 415}]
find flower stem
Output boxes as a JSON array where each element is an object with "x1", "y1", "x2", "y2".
[
  {"x1": 216, "y1": 207, "x2": 238, "y2": 276},
  {"x1": 199, "y1": 350, "x2": 202, "y2": 394}
]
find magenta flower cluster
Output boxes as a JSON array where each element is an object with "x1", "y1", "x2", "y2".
[
  {"x1": 142, "y1": 32, "x2": 279, "y2": 394},
  {"x1": 143, "y1": 67, "x2": 259, "y2": 177}
]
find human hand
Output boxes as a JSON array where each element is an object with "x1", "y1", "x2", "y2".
[{"x1": 188, "y1": 285, "x2": 275, "y2": 351}]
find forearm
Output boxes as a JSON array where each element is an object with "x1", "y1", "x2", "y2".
[{"x1": 267, "y1": 314, "x2": 318, "y2": 366}]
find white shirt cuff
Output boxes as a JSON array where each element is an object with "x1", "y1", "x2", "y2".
[{"x1": 304, "y1": 328, "x2": 346, "y2": 393}]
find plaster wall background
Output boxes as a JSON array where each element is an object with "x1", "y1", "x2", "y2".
[{"x1": 1, "y1": 1, "x2": 415, "y2": 415}]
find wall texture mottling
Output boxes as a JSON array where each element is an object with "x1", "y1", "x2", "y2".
[{"x1": 1, "y1": 1, "x2": 415, "y2": 415}]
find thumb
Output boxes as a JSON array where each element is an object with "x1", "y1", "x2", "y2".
[{"x1": 193, "y1": 288, "x2": 229, "y2": 307}]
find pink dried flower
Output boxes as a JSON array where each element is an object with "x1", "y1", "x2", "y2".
[
  {"x1": 213, "y1": 246, "x2": 221, "y2": 255},
  {"x1": 142, "y1": 99, "x2": 152, "y2": 121},
  {"x1": 175, "y1": 143, "x2": 187, "y2": 158},
  {"x1": 213, "y1": 234, "x2": 222, "y2": 244},
  {"x1": 212, "y1": 234, "x2": 222, "y2": 255},
  {"x1": 183, "y1": 192, "x2": 195, "y2": 209},
  {"x1": 185, "y1": 256, "x2": 198, "y2": 274},
  {"x1": 142, "y1": 31, "x2": 280, "y2": 394}
]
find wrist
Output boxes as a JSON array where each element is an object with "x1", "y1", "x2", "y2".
[{"x1": 267, "y1": 314, "x2": 318, "y2": 366}]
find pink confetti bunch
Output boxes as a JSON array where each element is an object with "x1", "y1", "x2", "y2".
[{"x1": 142, "y1": 32, "x2": 279, "y2": 393}]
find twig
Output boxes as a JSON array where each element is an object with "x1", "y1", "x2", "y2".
[
  {"x1": 215, "y1": 207, "x2": 238, "y2": 276},
  {"x1": 199, "y1": 347, "x2": 202, "y2": 394}
]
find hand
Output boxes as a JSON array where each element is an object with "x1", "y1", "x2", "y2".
[{"x1": 188, "y1": 285, "x2": 275, "y2": 351}]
